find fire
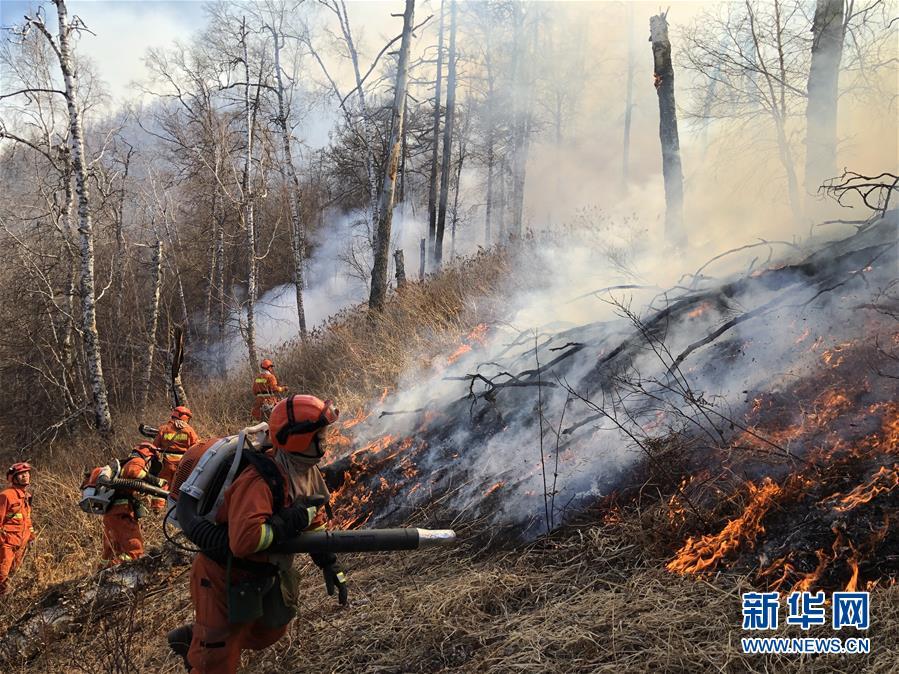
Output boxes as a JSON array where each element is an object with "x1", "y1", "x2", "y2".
[
  {"x1": 446, "y1": 323, "x2": 489, "y2": 365},
  {"x1": 829, "y1": 465, "x2": 899, "y2": 512},
  {"x1": 666, "y1": 479, "x2": 781, "y2": 575},
  {"x1": 821, "y1": 341, "x2": 853, "y2": 368},
  {"x1": 685, "y1": 302, "x2": 712, "y2": 320},
  {"x1": 484, "y1": 481, "x2": 505, "y2": 497}
]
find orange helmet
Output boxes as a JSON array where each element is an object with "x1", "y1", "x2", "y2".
[
  {"x1": 7, "y1": 462, "x2": 31, "y2": 484},
  {"x1": 260, "y1": 358, "x2": 274, "y2": 370},
  {"x1": 132, "y1": 442, "x2": 157, "y2": 461},
  {"x1": 268, "y1": 395, "x2": 339, "y2": 455},
  {"x1": 172, "y1": 405, "x2": 192, "y2": 421}
]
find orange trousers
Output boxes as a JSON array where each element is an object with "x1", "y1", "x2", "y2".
[
  {"x1": 188, "y1": 553, "x2": 288, "y2": 674},
  {"x1": 0, "y1": 543, "x2": 27, "y2": 594},
  {"x1": 151, "y1": 458, "x2": 178, "y2": 511},
  {"x1": 101, "y1": 505, "x2": 144, "y2": 567}
]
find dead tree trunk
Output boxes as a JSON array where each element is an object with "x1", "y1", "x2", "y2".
[
  {"x1": 509, "y1": 8, "x2": 536, "y2": 237},
  {"x1": 622, "y1": 3, "x2": 635, "y2": 187},
  {"x1": 483, "y1": 40, "x2": 497, "y2": 246},
  {"x1": 804, "y1": 0, "x2": 845, "y2": 199},
  {"x1": 241, "y1": 16, "x2": 259, "y2": 366},
  {"x1": 140, "y1": 239, "x2": 163, "y2": 411},
  {"x1": 53, "y1": 0, "x2": 112, "y2": 432},
  {"x1": 434, "y1": 0, "x2": 457, "y2": 268},
  {"x1": 170, "y1": 326, "x2": 188, "y2": 408},
  {"x1": 427, "y1": 0, "x2": 446, "y2": 267},
  {"x1": 394, "y1": 249, "x2": 407, "y2": 288},
  {"x1": 269, "y1": 24, "x2": 308, "y2": 339},
  {"x1": 419, "y1": 237, "x2": 426, "y2": 279},
  {"x1": 650, "y1": 11, "x2": 686, "y2": 245},
  {"x1": 368, "y1": 0, "x2": 415, "y2": 312}
]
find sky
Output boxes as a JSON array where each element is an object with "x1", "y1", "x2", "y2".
[{"x1": 1, "y1": 1, "x2": 207, "y2": 103}]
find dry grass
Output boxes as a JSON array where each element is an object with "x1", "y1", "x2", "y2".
[{"x1": 5, "y1": 518, "x2": 896, "y2": 673}]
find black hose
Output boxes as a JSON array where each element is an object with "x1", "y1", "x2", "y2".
[
  {"x1": 268, "y1": 528, "x2": 421, "y2": 554},
  {"x1": 101, "y1": 477, "x2": 170, "y2": 499},
  {"x1": 176, "y1": 492, "x2": 230, "y2": 558}
]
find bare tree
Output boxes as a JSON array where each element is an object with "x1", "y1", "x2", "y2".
[
  {"x1": 804, "y1": 0, "x2": 845, "y2": 199},
  {"x1": 369, "y1": 0, "x2": 415, "y2": 312},
  {"x1": 18, "y1": 1, "x2": 113, "y2": 431},
  {"x1": 139, "y1": 238, "x2": 163, "y2": 412},
  {"x1": 426, "y1": 0, "x2": 446, "y2": 267},
  {"x1": 650, "y1": 11, "x2": 686, "y2": 245},
  {"x1": 266, "y1": 13, "x2": 308, "y2": 339},
  {"x1": 434, "y1": 0, "x2": 457, "y2": 268},
  {"x1": 239, "y1": 15, "x2": 261, "y2": 366}
]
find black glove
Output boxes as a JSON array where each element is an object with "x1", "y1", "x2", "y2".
[
  {"x1": 311, "y1": 551, "x2": 348, "y2": 605},
  {"x1": 322, "y1": 562, "x2": 348, "y2": 605},
  {"x1": 268, "y1": 502, "x2": 319, "y2": 542}
]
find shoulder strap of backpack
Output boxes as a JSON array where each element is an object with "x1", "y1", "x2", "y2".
[{"x1": 241, "y1": 451, "x2": 286, "y2": 514}]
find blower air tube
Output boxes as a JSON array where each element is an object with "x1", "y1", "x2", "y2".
[
  {"x1": 138, "y1": 423, "x2": 158, "y2": 438},
  {"x1": 99, "y1": 477, "x2": 170, "y2": 500},
  {"x1": 175, "y1": 490, "x2": 230, "y2": 558},
  {"x1": 268, "y1": 528, "x2": 457, "y2": 554}
]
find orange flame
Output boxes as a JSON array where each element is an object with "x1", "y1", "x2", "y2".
[
  {"x1": 830, "y1": 465, "x2": 899, "y2": 512},
  {"x1": 666, "y1": 479, "x2": 781, "y2": 574},
  {"x1": 484, "y1": 481, "x2": 505, "y2": 497}
]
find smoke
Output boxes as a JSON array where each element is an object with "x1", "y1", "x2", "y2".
[{"x1": 330, "y1": 212, "x2": 897, "y2": 537}]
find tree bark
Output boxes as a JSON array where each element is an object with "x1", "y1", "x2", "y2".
[
  {"x1": 241, "y1": 16, "x2": 259, "y2": 366},
  {"x1": 509, "y1": 5, "x2": 536, "y2": 236},
  {"x1": 484, "y1": 45, "x2": 496, "y2": 245},
  {"x1": 53, "y1": 0, "x2": 112, "y2": 432},
  {"x1": 434, "y1": 0, "x2": 457, "y2": 268},
  {"x1": 419, "y1": 237, "x2": 426, "y2": 279},
  {"x1": 805, "y1": 0, "x2": 845, "y2": 198},
  {"x1": 622, "y1": 3, "x2": 635, "y2": 187},
  {"x1": 427, "y1": 0, "x2": 446, "y2": 267},
  {"x1": 368, "y1": 0, "x2": 415, "y2": 312},
  {"x1": 269, "y1": 24, "x2": 308, "y2": 339},
  {"x1": 650, "y1": 12, "x2": 686, "y2": 245},
  {"x1": 394, "y1": 249, "x2": 407, "y2": 288},
  {"x1": 139, "y1": 239, "x2": 163, "y2": 411}
]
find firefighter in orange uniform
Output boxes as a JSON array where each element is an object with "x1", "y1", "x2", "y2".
[
  {"x1": 152, "y1": 406, "x2": 200, "y2": 511},
  {"x1": 174, "y1": 395, "x2": 346, "y2": 673},
  {"x1": 0, "y1": 462, "x2": 34, "y2": 595},
  {"x1": 251, "y1": 359, "x2": 288, "y2": 422},
  {"x1": 101, "y1": 443, "x2": 166, "y2": 568}
]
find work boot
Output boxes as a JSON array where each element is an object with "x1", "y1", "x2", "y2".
[{"x1": 167, "y1": 624, "x2": 193, "y2": 672}]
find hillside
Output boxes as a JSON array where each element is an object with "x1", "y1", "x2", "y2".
[{"x1": 1, "y1": 217, "x2": 896, "y2": 673}]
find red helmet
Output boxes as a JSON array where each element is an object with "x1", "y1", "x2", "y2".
[
  {"x1": 260, "y1": 358, "x2": 274, "y2": 370},
  {"x1": 7, "y1": 462, "x2": 31, "y2": 484},
  {"x1": 172, "y1": 405, "x2": 192, "y2": 421},
  {"x1": 132, "y1": 442, "x2": 157, "y2": 460},
  {"x1": 268, "y1": 395, "x2": 339, "y2": 455}
]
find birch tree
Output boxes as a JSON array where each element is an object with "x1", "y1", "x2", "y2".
[
  {"x1": 368, "y1": 0, "x2": 415, "y2": 312},
  {"x1": 18, "y1": 1, "x2": 113, "y2": 432},
  {"x1": 266, "y1": 15, "x2": 308, "y2": 338}
]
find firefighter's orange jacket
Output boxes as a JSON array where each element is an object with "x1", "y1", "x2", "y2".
[
  {"x1": 187, "y1": 451, "x2": 327, "y2": 673},
  {"x1": 155, "y1": 420, "x2": 200, "y2": 456},
  {"x1": 0, "y1": 486, "x2": 33, "y2": 548},
  {"x1": 252, "y1": 370, "x2": 285, "y2": 397},
  {"x1": 216, "y1": 454, "x2": 326, "y2": 559}
]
